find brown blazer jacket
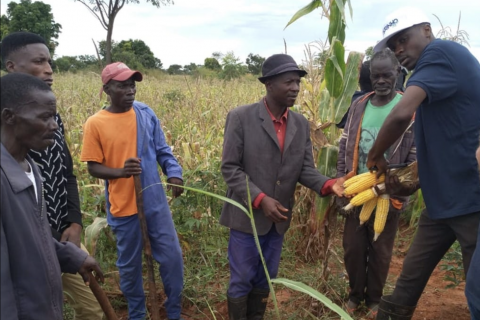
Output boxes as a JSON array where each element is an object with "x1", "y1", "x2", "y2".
[{"x1": 220, "y1": 99, "x2": 330, "y2": 235}]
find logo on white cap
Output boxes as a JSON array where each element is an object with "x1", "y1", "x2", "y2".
[{"x1": 383, "y1": 19, "x2": 399, "y2": 36}]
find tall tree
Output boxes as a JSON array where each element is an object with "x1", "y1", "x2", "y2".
[
  {"x1": 1, "y1": 0, "x2": 62, "y2": 54},
  {"x1": 75, "y1": 0, "x2": 173, "y2": 64},
  {"x1": 220, "y1": 51, "x2": 245, "y2": 80},
  {"x1": 245, "y1": 53, "x2": 265, "y2": 75},
  {"x1": 204, "y1": 57, "x2": 221, "y2": 71},
  {"x1": 98, "y1": 39, "x2": 162, "y2": 69}
]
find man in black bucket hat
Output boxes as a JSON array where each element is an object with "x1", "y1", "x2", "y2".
[{"x1": 220, "y1": 53, "x2": 347, "y2": 320}]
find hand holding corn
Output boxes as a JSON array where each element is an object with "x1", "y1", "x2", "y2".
[{"x1": 341, "y1": 171, "x2": 389, "y2": 241}]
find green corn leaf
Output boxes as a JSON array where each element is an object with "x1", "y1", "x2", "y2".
[
  {"x1": 271, "y1": 278, "x2": 354, "y2": 320},
  {"x1": 84, "y1": 217, "x2": 108, "y2": 256},
  {"x1": 333, "y1": 0, "x2": 346, "y2": 21},
  {"x1": 346, "y1": 0, "x2": 353, "y2": 19},
  {"x1": 328, "y1": 0, "x2": 346, "y2": 44},
  {"x1": 333, "y1": 51, "x2": 364, "y2": 123},
  {"x1": 163, "y1": 183, "x2": 250, "y2": 217},
  {"x1": 315, "y1": 145, "x2": 339, "y2": 221},
  {"x1": 325, "y1": 39, "x2": 345, "y2": 99},
  {"x1": 284, "y1": 0, "x2": 323, "y2": 29}
]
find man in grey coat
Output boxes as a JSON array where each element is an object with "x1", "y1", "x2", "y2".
[
  {"x1": 0, "y1": 73, "x2": 104, "y2": 320},
  {"x1": 220, "y1": 54, "x2": 346, "y2": 320}
]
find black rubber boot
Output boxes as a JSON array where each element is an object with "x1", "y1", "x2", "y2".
[
  {"x1": 246, "y1": 288, "x2": 270, "y2": 320},
  {"x1": 376, "y1": 295, "x2": 416, "y2": 320},
  {"x1": 228, "y1": 294, "x2": 248, "y2": 320}
]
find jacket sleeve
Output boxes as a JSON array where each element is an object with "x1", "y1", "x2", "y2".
[
  {"x1": 336, "y1": 121, "x2": 349, "y2": 179},
  {"x1": 153, "y1": 116, "x2": 183, "y2": 180},
  {"x1": 221, "y1": 110, "x2": 263, "y2": 202},
  {"x1": 406, "y1": 126, "x2": 417, "y2": 165},
  {"x1": 297, "y1": 120, "x2": 330, "y2": 195},
  {"x1": 1, "y1": 219, "x2": 19, "y2": 319},
  {"x1": 64, "y1": 142, "x2": 83, "y2": 228},
  {"x1": 337, "y1": 99, "x2": 356, "y2": 178},
  {"x1": 54, "y1": 239, "x2": 88, "y2": 274},
  {"x1": 56, "y1": 114, "x2": 82, "y2": 229}
]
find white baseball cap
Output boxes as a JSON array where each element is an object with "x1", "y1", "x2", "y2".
[{"x1": 374, "y1": 7, "x2": 430, "y2": 53}]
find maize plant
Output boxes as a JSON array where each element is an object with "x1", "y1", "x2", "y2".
[{"x1": 285, "y1": 0, "x2": 364, "y2": 269}]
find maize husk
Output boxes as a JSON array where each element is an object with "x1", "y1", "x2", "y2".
[{"x1": 387, "y1": 161, "x2": 419, "y2": 190}]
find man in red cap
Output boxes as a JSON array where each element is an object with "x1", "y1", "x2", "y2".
[
  {"x1": 80, "y1": 62, "x2": 185, "y2": 320},
  {"x1": 220, "y1": 53, "x2": 346, "y2": 319}
]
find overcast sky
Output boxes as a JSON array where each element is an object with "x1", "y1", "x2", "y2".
[{"x1": 1, "y1": 0, "x2": 479, "y2": 68}]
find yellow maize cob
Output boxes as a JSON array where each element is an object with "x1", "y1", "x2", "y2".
[
  {"x1": 343, "y1": 187, "x2": 378, "y2": 211},
  {"x1": 373, "y1": 194, "x2": 390, "y2": 241},
  {"x1": 344, "y1": 174, "x2": 385, "y2": 196},
  {"x1": 343, "y1": 171, "x2": 375, "y2": 188},
  {"x1": 359, "y1": 197, "x2": 378, "y2": 225}
]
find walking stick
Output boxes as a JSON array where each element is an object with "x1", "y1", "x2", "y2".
[
  {"x1": 133, "y1": 175, "x2": 161, "y2": 320},
  {"x1": 88, "y1": 273, "x2": 118, "y2": 320}
]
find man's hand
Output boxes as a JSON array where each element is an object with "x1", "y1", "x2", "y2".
[
  {"x1": 367, "y1": 152, "x2": 388, "y2": 178},
  {"x1": 60, "y1": 223, "x2": 82, "y2": 248},
  {"x1": 385, "y1": 171, "x2": 419, "y2": 196},
  {"x1": 332, "y1": 177, "x2": 346, "y2": 197},
  {"x1": 123, "y1": 157, "x2": 142, "y2": 178},
  {"x1": 167, "y1": 177, "x2": 184, "y2": 198},
  {"x1": 78, "y1": 256, "x2": 104, "y2": 286},
  {"x1": 260, "y1": 196, "x2": 288, "y2": 223}
]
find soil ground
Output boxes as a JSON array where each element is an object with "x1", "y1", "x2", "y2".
[{"x1": 107, "y1": 219, "x2": 471, "y2": 320}]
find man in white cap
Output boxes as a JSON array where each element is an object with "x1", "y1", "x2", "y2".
[{"x1": 366, "y1": 7, "x2": 480, "y2": 320}]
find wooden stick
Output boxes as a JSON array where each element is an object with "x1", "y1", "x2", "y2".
[
  {"x1": 88, "y1": 273, "x2": 118, "y2": 320},
  {"x1": 134, "y1": 175, "x2": 161, "y2": 320}
]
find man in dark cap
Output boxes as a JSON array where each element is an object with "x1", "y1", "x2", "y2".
[{"x1": 220, "y1": 53, "x2": 346, "y2": 319}]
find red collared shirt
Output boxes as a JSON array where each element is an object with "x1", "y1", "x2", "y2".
[{"x1": 253, "y1": 99, "x2": 336, "y2": 208}]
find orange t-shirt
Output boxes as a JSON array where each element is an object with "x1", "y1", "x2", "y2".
[{"x1": 80, "y1": 108, "x2": 138, "y2": 217}]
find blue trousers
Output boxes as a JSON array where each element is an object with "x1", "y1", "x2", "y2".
[
  {"x1": 227, "y1": 225, "x2": 284, "y2": 298},
  {"x1": 109, "y1": 213, "x2": 184, "y2": 320},
  {"x1": 466, "y1": 224, "x2": 480, "y2": 320}
]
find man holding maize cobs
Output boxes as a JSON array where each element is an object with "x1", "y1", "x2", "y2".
[
  {"x1": 336, "y1": 48, "x2": 417, "y2": 318},
  {"x1": 366, "y1": 7, "x2": 480, "y2": 320}
]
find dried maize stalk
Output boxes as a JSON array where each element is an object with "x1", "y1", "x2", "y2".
[
  {"x1": 359, "y1": 197, "x2": 377, "y2": 225},
  {"x1": 373, "y1": 194, "x2": 390, "y2": 241}
]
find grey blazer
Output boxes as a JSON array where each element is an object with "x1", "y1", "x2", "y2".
[{"x1": 220, "y1": 99, "x2": 330, "y2": 235}]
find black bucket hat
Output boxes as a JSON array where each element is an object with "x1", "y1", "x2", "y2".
[{"x1": 258, "y1": 54, "x2": 307, "y2": 83}]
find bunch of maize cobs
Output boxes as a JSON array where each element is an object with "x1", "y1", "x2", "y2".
[{"x1": 342, "y1": 171, "x2": 389, "y2": 241}]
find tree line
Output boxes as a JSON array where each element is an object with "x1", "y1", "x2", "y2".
[{"x1": 0, "y1": 0, "x2": 266, "y2": 79}]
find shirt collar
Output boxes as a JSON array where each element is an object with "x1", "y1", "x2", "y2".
[{"x1": 263, "y1": 97, "x2": 288, "y2": 123}]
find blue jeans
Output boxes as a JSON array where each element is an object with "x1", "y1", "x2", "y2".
[
  {"x1": 110, "y1": 213, "x2": 184, "y2": 320},
  {"x1": 466, "y1": 224, "x2": 480, "y2": 320},
  {"x1": 227, "y1": 225, "x2": 284, "y2": 298}
]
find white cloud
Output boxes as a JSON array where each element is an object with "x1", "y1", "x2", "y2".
[{"x1": 1, "y1": 0, "x2": 479, "y2": 67}]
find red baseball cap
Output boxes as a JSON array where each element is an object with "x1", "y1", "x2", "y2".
[{"x1": 101, "y1": 62, "x2": 143, "y2": 85}]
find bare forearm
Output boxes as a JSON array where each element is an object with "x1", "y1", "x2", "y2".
[{"x1": 87, "y1": 162, "x2": 126, "y2": 180}]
